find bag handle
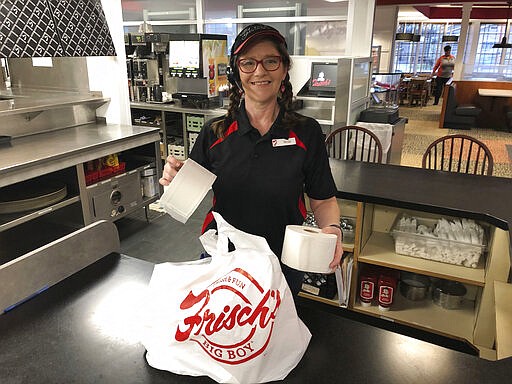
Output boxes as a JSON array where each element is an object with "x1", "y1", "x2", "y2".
[{"x1": 212, "y1": 212, "x2": 274, "y2": 256}]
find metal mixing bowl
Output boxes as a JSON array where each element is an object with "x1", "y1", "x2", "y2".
[
  {"x1": 399, "y1": 272, "x2": 431, "y2": 301},
  {"x1": 432, "y1": 280, "x2": 467, "y2": 310}
]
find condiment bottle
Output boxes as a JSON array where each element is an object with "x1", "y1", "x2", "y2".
[
  {"x1": 378, "y1": 271, "x2": 398, "y2": 311},
  {"x1": 359, "y1": 266, "x2": 379, "y2": 307}
]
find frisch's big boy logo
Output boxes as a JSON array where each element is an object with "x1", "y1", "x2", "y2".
[{"x1": 175, "y1": 268, "x2": 281, "y2": 365}]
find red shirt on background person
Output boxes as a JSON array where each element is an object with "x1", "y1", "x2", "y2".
[{"x1": 431, "y1": 45, "x2": 456, "y2": 105}]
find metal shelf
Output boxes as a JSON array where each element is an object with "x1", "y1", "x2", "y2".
[{"x1": 0, "y1": 195, "x2": 81, "y2": 233}]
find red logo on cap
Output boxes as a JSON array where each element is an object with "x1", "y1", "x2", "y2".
[{"x1": 175, "y1": 268, "x2": 281, "y2": 365}]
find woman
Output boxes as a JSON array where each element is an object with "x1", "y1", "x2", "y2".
[
  {"x1": 159, "y1": 24, "x2": 343, "y2": 295},
  {"x1": 431, "y1": 45, "x2": 456, "y2": 105}
]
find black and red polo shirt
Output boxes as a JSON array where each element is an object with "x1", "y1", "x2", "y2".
[{"x1": 189, "y1": 103, "x2": 337, "y2": 258}]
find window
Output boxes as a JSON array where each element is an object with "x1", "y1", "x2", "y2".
[
  {"x1": 393, "y1": 22, "x2": 460, "y2": 74},
  {"x1": 122, "y1": 0, "x2": 349, "y2": 56},
  {"x1": 475, "y1": 23, "x2": 506, "y2": 70},
  {"x1": 394, "y1": 20, "x2": 511, "y2": 79}
]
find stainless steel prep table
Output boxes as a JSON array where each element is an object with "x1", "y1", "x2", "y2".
[
  {"x1": 0, "y1": 122, "x2": 162, "y2": 313},
  {"x1": 0, "y1": 123, "x2": 160, "y2": 188},
  {"x1": 0, "y1": 253, "x2": 511, "y2": 384}
]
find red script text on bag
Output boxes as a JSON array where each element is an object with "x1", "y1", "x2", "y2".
[{"x1": 175, "y1": 268, "x2": 281, "y2": 365}]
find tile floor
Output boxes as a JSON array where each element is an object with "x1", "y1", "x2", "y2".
[{"x1": 399, "y1": 103, "x2": 512, "y2": 178}]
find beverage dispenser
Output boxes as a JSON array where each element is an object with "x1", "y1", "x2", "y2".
[{"x1": 168, "y1": 34, "x2": 228, "y2": 108}]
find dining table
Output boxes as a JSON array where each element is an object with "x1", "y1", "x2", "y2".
[
  {"x1": 477, "y1": 88, "x2": 512, "y2": 130},
  {"x1": 478, "y1": 88, "x2": 512, "y2": 110}
]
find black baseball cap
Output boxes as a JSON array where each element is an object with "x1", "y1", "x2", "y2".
[{"x1": 231, "y1": 24, "x2": 287, "y2": 56}]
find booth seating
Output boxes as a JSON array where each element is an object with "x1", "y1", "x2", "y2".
[
  {"x1": 505, "y1": 106, "x2": 512, "y2": 132},
  {"x1": 443, "y1": 84, "x2": 481, "y2": 129}
]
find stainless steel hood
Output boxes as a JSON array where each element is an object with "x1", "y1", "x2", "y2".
[{"x1": 0, "y1": 0, "x2": 116, "y2": 58}]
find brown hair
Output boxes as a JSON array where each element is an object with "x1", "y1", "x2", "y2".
[{"x1": 211, "y1": 37, "x2": 304, "y2": 138}]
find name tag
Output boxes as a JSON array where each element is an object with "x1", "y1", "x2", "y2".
[{"x1": 272, "y1": 138, "x2": 296, "y2": 147}]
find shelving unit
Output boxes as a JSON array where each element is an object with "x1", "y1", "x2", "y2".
[
  {"x1": 348, "y1": 202, "x2": 507, "y2": 354},
  {"x1": 495, "y1": 281, "x2": 512, "y2": 359},
  {"x1": 352, "y1": 290, "x2": 476, "y2": 341},
  {"x1": 358, "y1": 231, "x2": 486, "y2": 286},
  {"x1": 306, "y1": 159, "x2": 512, "y2": 360},
  {"x1": 130, "y1": 102, "x2": 225, "y2": 161}
]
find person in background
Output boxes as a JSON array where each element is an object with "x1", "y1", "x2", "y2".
[
  {"x1": 431, "y1": 45, "x2": 456, "y2": 105},
  {"x1": 159, "y1": 24, "x2": 343, "y2": 296}
]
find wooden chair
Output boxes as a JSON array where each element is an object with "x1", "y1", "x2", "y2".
[
  {"x1": 398, "y1": 78, "x2": 410, "y2": 106},
  {"x1": 422, "y1": 134, "x2": 494, "y2": 176},
  {"x1": 325, "y1": 125, "x2": 383, "y2": 163},
  {"x1": 408, "y1": 78, "x2": 428, "y2": 107}
]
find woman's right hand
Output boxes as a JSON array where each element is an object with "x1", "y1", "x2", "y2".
[{"x1": 159, "y1": 155, "x2": 184, "y2": 186}]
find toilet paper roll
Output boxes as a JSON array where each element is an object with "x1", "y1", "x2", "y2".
[
  {"x1": 281, "y1": 225, "x2": 337, "y2": 274},
  {"x1": 159, "y1": 159, "x2": 216, "y2": 223}
]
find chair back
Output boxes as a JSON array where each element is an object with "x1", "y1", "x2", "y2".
[
  {"x1": 325, "y1": 125, "x2": 383, "y2": 163},
  {"x1": 422, "y1": 134, "x2": 494, "y2": 176},
  {"x1": 409, "y1": 78, "x2": 428, "y2": 91},
  {"x1": 407, "y1": 78, "x2": 429, "y2": 106}
]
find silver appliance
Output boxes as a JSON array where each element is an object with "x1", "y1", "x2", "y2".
[{"x1": 86, "y1": 171, "x2": 142, "y2": 221}]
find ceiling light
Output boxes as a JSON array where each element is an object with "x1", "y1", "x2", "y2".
[
  {"x1": 395, "y1": 33, "x2": 414, "y2": 41},
  {"x1": 493, "y1": 1, "x2": 512, "y2": 49},
  {"x1": 442, "y1": 35, "x2": 459, "y2": 42}
]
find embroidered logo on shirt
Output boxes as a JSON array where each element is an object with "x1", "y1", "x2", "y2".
[{"x1": 272, "y1": 138, "x2": 296, "y2": 147}]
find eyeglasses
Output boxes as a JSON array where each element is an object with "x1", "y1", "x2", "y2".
[{"x1": 237, "y1": 56, "x2": 282, "y2": 73}]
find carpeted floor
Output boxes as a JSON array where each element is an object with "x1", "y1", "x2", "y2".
[{"x1": 399, "y1": 104, "x2": 512, "y2": 178}]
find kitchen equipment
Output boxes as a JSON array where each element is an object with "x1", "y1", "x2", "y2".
[
  {"x1": 432, "y1": 280, "x2": 467, "y2": 309},
  {"x1": 399, "y1": 272, "x2": 430, "y2": 301},
  {"x1": 152, "y1": 85, "x2": 163, "y2": 102},
  {"x1": 168, "y1": 33, "x2": 228, "y2": 108},
  {"x1": 141, "y1": 167, "x2": 158, "y2": 198},
  {"x1": 86, "y1": 170, "x2": 142, "y2": 221}
]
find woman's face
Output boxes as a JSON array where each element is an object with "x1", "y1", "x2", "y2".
[{"x1": 237, "y1": 40, "x2": 288, "y2": 105}]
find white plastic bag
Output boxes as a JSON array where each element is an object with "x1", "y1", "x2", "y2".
[{"x1": 141, "y1": 212, "x2": 311, "y2": 384}]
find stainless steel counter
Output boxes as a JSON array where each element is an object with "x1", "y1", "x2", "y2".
[
  {"x1": 0, "y1": 88, "x2": 109, "y2": 118},
  {"x1": 130, "y1": 101, "x2": 226, "y2": 117},
  {"x1": 0, "y1": 123, "x2": 160, "y2": 188}
]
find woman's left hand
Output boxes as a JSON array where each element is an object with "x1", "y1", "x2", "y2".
[{"x1": 321, "y1": 225, "x2": 344, "y2": 271}]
